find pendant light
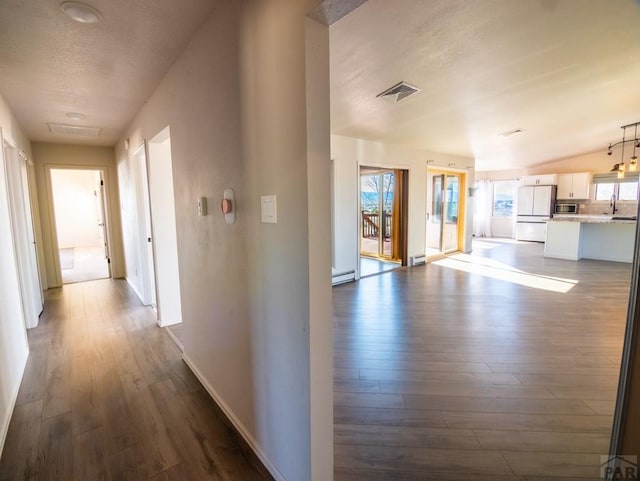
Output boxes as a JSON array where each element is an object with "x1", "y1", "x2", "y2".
[
  {"x1": 630, "y1": 124, "x2": 638, "y2": 172},
  {"x1": 608, "y1": 122, "x2": 640, "y2": 179}
]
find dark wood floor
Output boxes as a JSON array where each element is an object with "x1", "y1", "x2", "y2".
[
  {"x1": 0, "y1": 280, "x2": 270, "y2": 481},
  {"x1": 333, "y1": 238, "x2": 630, "y2": 481},
  {"x1": 0, "y1": 239, "x2": 632, "y2": 481}
]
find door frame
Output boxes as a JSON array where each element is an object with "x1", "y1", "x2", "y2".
[
  {"x1": 357, "y1": 163, "x2": 409, "y2": 278},
  {"x1": 44, "y1": 164, "x2": 114, "y2": 286}
]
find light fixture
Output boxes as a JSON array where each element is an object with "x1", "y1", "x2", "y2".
[
  {"x1": 630, "y1": 124, "x2": 638, "y2": 172},
  {"x1": 60, "y1": 2, "x2": 102, "y2": 23},
  {"x1": 607, "y1": 121, "x2": 640, "y2": 179}
]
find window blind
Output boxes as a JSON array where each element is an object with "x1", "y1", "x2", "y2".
[{"x1": 592, "y1": 172, "x2": 640, "y2": 184}]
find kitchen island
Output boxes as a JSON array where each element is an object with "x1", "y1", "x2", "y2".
[{"x1": 544, "y1": 215, "x2": 637, "y2": 262}]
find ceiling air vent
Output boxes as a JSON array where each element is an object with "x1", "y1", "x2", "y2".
[
  {"x1": 376, "y1": 81, "x2": 420, "y2": 103},
  {"x1": 48, "y1": 122, "x2": 100, "y2": 137}
]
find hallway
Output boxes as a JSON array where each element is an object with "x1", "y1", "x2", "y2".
[
  {"x1": 333, "y1": 239, "x2": 629, "y2": 480},
  {"x1": 0, "y1": 280, "x2": 269, "y2": 481}
]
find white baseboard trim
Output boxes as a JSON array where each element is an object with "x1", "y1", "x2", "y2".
[
  {"x1": 0, "y1": 353, "x2": 27, "y2": 460},
  {"x1": 125, "y1": 276, "x2": 144, "y2": 304},
  {"x1": 182, "y1": 354, "x2": 287, "y2": 481},
  {"x1": 164, "y1": 325, "x2": 184, "y2": 353}
]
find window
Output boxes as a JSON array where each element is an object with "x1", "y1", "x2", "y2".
[
  {"x1": 595, "y1": 183, "x2": 615, "y2": 200},
  {"x1": 493, "y1": 181, "x2": 514, "y2": 217},
  {"x1": 619, "y1": 182, "x2": 639, "y2": 200},
  {"x1": 594, "y1": 175, "x2": 639, "y2": 201}
]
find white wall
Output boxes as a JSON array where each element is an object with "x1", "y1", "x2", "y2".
[
  {"x1": 50, "y1": 169, "x2": 103, "y2": 248},
  {"x1": 0, "y1": 97, "x2": 31, "y2": 458},
  {"x1": 31, "y1": 143, "x2": 124, "y2": 288},
  {"x1": 331, "y1": 135, "x2": 475, "y2": 275},
  {"x1": 116, "y1": 2, "x2": 331, "y2": 480}
]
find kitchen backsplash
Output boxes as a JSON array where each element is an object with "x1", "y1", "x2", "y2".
[{"x1": 577, "y1": 200, "x2": 639, "y2": 216}]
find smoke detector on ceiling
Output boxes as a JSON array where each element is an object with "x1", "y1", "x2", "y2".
[
  {"x1": 48, "y1": 122, "x2": 101, "y2": 137},
  {"x1": 377, "y1": 81, "x2": 421, "y2": 103}
]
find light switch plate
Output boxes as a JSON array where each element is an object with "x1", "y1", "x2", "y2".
[
  {"x1": 261, "y1": 195, "x2": 277, "y2": 223},
  {"x1": 198, "y1": 196, "x2": 207, "y2": 216}
]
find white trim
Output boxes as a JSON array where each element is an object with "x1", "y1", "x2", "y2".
[
  {"x1": 0, "y1": 355, "x2": 27, "y2": 460},
  {"x1": 182, "y1": 354, "x2": 288, "y2": 481},
  {"x1": 163, "y1": 325, "x2": 183, "y2": 352},
  {"x1": 332, "y1": 270, "x2": 355, "y2": 285}
]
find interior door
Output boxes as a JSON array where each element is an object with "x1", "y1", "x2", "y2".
[
  {"x1": 3, "y1": 142, "x2": 42, "y2": 327},
  {"x1": 133, "y1": 144, "x2": 157, "y2": 308},
  {"x1": 96, "y1": 172, "x2": 111, "y2": 267}
]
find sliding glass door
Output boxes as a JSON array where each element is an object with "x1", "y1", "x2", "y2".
[
  {"x1": 427, "y1": 170, "x2": 464, "y2": 257},
  {"x1": 360, "y1": 170, "x2": 395, "y2": 259}
]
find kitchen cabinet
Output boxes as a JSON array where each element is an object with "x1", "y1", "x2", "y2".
[
  {"x1": 521, "y1": 174, "x2": 558, "y2": 186},
  {"x1": 556, "y1": 172, "x2": 591, "y2": 199}
]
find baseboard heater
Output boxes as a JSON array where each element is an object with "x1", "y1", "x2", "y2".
[
  {"x1": 410, "y1": 254, "x2": 426, "y2": 266},
  {"x1": 332, "y1": 270, "x2": 356, "y2": 286}
]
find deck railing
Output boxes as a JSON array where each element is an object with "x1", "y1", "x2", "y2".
[{"x1": 362, "y1": 211, "x2": 392, "y2": 239}]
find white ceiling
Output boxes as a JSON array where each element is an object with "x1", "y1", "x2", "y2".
[
  {"x1": 0, "y1": 0, "x2": 216, "y2": 146},
  {"x1": 330, "y1": 0, "x2": 640, "y2": 171},
  {"x1": 1, "y1": 1, "x2": 639, "y2": 171}
]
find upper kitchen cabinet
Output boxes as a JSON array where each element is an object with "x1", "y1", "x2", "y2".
[
  {"x1": 557, "y1": 172, "x2": 592, "y2": 199},
  {"x1": 521, "y1": 174, "x2": 558, "y2": 186}
]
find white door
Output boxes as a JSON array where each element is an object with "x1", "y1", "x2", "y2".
[
  {"x1": 3, "y1": 141, "x2": 42, "y2": 328},
  {"x1": 133, "y1": 143, "x2": 157, "y2": 307},
  {"x1": 517, "y1": 186, "x2": 534, "y2": 215},
  {"x1": 532, "y1": 185, "x2": 552, "y2": 216},
  {"x1": 96, "y1": 172, "x2": 111, "y2": 271}
]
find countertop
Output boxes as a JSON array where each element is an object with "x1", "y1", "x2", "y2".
[{"x1": 550, "y1": 214, "x2": 637, "y2": 224}]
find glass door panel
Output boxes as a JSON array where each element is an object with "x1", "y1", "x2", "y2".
[
  {"x1": 426, "y1": 174, "x2": 444, "y2": 255},
  {"x1": 443, "y1": 175, "x2": 459, "y2": 252},
  {"x1": 381, "y1": 172, "x2": 394, "y2": 258},
  {"x1": 360, "y1": 170, "x2": 396, "y2": 259},
  {"x1": 427, "y1": 171, "x2": 464, "y2": 257},
  {"x1": 360, "y1": 174, "x2": 380, "y2": 256}
]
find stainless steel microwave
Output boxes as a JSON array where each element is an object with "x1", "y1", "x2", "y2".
[{"x1": 555, "y1": 203, "x2": 577, "y2": 214}]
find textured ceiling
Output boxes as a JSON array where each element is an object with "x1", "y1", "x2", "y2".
[
  {"x1": 0, "y1": 0, "x2": 216, "y2": 146},
  {"x1": 2, "y1": 0, "x2": 639, "y2": 170},
  {"x1": 330, "y1": 0, "x2": 640, "y2": 171}
]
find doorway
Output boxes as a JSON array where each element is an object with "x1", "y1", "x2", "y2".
[
  {"x1": 426, "y1": 169, "x2": 466, "y2": 258},
  {"x1": 359, "y1": 167, "x2": 408, "y2": 277},
  {"x1": 49, "y1": 168, "x2": 110, "y2": 284}
]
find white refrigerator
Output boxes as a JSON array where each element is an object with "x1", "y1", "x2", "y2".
[{"x1": 516, "y1": 185, "x2": 556, "y2": 242}]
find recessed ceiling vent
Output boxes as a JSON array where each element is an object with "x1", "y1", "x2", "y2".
[
  {"x1": 499, "y1": 128, "x2": 526, "y2": 137},
  {"x1": 48, "y1": 123, "x2": 100, "y2": 137},
  {"x1": 377, "y1": 81, "x2": 420, "y2": 103}
]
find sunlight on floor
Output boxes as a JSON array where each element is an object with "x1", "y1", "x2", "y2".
[{"x1": 434, "y1": 253, "x2": 579, "y2": 293}]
